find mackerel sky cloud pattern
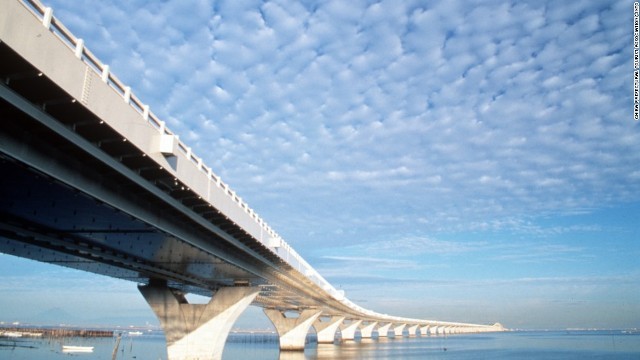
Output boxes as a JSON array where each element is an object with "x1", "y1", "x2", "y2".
[{"x1": 1, "y1": 0, "x2": 637, "y2": 329}]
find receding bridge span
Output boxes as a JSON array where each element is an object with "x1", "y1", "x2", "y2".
[{"x1": 0, "y1": 1, "x2": 504, "y2": 358}]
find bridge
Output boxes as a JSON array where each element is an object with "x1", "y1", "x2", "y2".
[{"x1": 0, "y1": 0, "x2": 504, "y2": 359}]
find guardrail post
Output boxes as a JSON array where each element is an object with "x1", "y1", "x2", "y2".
[
  {"x1": 123, "y1": 86, "x2": 131, "y2": 103},
  {"x1": 74, "y1": 39, "x2": 84, "y2": 59},
  {"x1": 42, "y1": 7, "x2": 53, "y2": 29},
  {"x1": 101, "y1": 65, "x2": 110, "y2": 82}
]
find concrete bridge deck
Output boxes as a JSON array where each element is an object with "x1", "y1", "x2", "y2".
[{"x1": 0, "y1": 1, "x2": 504, "y2": 358}]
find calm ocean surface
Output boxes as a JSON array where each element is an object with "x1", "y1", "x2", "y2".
[{"x1": 1, "y1": 330, "x2": 639, "y2": 359}]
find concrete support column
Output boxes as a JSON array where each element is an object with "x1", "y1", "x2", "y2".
[
  {"x1": 339, "y1": 319, "x2": 363, "y2": 341},
  {"x1": 393, "y1": 324, "x2": 406, "y2": 337},
  {"x1": 314, "y1": 316, "x2": 345, "y2": 344},
  {"x1": 360, "y1": 321, "x2": 378, "y2": 338},
  {"x1": 419, "y1": 325, "x2": 430, "y2": 336},
  {"x1": 407, "y1": 325, "x2": 418, "y2": 337},
  {"x1": 264, "y1": 309, "x2": 322, "y2": 351},
  {"x1": 139, "y1": 284, "x2": 259, "y2": 360},
  {"x1": 377, "y1": 323, "x2": 392, "y2": 337}
]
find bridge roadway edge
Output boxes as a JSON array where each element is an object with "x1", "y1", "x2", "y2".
[{"x1": 0, "y1": 0, "x2": 504, "y2": 358}]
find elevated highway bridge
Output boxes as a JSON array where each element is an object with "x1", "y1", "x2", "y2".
[{"x1": 0, "y1": 1, "x2": 504, "y2": 358}]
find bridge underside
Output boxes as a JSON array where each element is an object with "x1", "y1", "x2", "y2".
[
  {"x1": 0, "y1": 40, "x2": 325, "y2": 311},
  {"x1": 0, "y1": 157, "x2": 247, "y2": 295}
]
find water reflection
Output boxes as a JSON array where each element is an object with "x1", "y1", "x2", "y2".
[
  {"x1": 3, "y1": 331, "x2": 640, "y2": 359},
  {"x1": 315, "y1": 343, "x2": 340, "y2": 358},
  {"x1": 279, "y1": 350, "x2": 308, "y2": 360}
]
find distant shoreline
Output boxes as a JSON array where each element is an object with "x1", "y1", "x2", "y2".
[
  {"x1": 0, "y1": 325, "x2": 279, "y2": 338},
  {"x1": 0, "y1": 326, "x2": 113, "y2": 338}
]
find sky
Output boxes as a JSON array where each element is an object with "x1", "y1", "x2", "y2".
[{"x1": 0, "y1": 0, "x2": 638, "y2": 330}]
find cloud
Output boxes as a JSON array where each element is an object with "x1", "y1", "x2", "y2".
[
  {"x1": 358, "y1": 273, "x2": 640, "y2": 290},
  {"x1": 319, "y1": 255, "x2": 420, "y2": 272},
  {"x1": 43, "y1": 1, "x2": 637, "y2": 223},
  {"x1": 361, "y1": 236, "x2": 486, "y2": 255},
  {"x1": 29, "y1": 0, "x2": 640, "y2": 329},
  {"x1": 488, "y1": 243, "x2": 590, "y2": 264},
  {"x1": 310, "y1": 228, "x2": 610, "y2": 288}
]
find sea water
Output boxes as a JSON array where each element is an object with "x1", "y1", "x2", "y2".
[{"x1": 1, "y1": 330, "x2": 639, "y2": 359}]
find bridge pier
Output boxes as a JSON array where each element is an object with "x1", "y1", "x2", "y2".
[
  {"x1": 377, "y1": 323, "x2": 392, "y2": 337},
  {"x1": 420, "y1": 325, "x2": 430, "y2": 336},
  {"x1": 339, "y1": 319, "x2": 362, "y2": 341},
  {"x1": 360, "y1": 321, "x2": 378, "y2": 339},
  {"x1": 139, "y1": 283, "x2": 259, "y2": 360},
  {"x1": 407, "y1": 324, "x2": 419, "y2": 337},
  {"x1": 264, "y1": 308, "x2": 322, "y2": 351},
  {"x1": 314, "y1": 316, "x2": 344, "y2": 344},
  {"x1": 393, "y1": 323, "x2": 406, "y2": 337}
]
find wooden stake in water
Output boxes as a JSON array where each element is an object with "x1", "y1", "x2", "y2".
[{"x1": 111, "y1": 333, "x2": 122, "y2": 360}]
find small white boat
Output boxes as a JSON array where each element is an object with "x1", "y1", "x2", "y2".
[
  {"x1": 62, "y1": 345, "x2": 94, "y2": 353},
  {"x1": 128, "y1": 331, "x2": 143, "y2": 336}
]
